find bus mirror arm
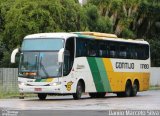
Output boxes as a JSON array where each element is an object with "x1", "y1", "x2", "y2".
[
  {"x1": 58, "y1": 48, "x2": 64, "y2": 63},
  {"x1": 11, "y1": 48, "x2": 19, "y2": 63}
]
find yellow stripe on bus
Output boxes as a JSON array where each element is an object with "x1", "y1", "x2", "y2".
[
  {"x1": 46, "y1": 78, "x2": 53, "y2": 82},
  {"x1": 102, "y1": 58, "x2": 150, "y2": 92}
]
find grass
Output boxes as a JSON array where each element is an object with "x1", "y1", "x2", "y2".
[
  {"x1": 0, "y1": 91, "x2": 20, "y2": 99},
  {"x1": 149, "y1": 85, "x2": 160, "y2": 90},
  {"x1": 0, "y1": 91, "x2": 36, "y2": 99}
]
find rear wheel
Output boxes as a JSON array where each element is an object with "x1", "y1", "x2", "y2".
[
  {"x1": 124, "y1": 81, "x2": 132, "y2": 97},
  {"x1": 131, "y1": 82, "x2": 139, "y2": 96},
  {"x1": 73, "y1": 82, "x2": 83, "y2": 100},
  {"x1": 38, "y1": 93, "x2": 47, "y2": 100},
  {"x1": 117, "y1": 81, "x2": 132, "y2": 97}
]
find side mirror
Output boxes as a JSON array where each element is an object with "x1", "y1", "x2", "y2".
[
  {"x1": 11, "y1": 48, "x2": 19, "y2": 63},
  {"x1": 58, "y1": 48, "x2": 64, "y2": 63}
]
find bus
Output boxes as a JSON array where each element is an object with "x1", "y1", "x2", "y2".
[{"x1": 11, "y1": 32, "x2": 150, "y2": 100}]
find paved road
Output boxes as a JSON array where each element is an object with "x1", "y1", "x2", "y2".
[{"x1": 0, "y1": 90, "x2": 160, "y2": 111}]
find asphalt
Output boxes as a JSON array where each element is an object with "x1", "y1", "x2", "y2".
[{"x1": 0, "y1": 90, "x2": 160, "y2": 116}]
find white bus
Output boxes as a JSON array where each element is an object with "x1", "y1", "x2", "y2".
[{"x1": 11, "y1": 32, "x2": 150, "y2": 100}]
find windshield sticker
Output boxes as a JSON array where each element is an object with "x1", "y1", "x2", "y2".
[{"x1": 65, "y1": 81, "x2": 73, "y2": 91}]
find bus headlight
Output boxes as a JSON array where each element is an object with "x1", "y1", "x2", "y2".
[
  {"x1": 18, "y1": 81, "x2": 25, "y2": 86},
  {"x1": 50, "y1": 82, "x2": 61, "y2": 86}
]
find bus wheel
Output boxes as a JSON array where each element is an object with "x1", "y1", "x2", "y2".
[
  {"x1": 73, "y1": 81, "x2": 83, "y2": 100},
  {"x1": 89, "y1": 93, "x2": 97, "y2": 98},
  {"x1": 131, "y1": 82, "x2": 139, "y2": 97},
  {"x1": 124, "y1": 80, "x2": 132, "y2": 97},
  {"x1": 38, "y1": 93, "x2": 47, "y2": 100}
]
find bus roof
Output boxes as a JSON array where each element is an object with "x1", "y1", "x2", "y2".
[
  {"x1": 24, "y1": 33, "x2": 78, "y2": 39},
  {"x1": 73, "y1": 32, "x2": 118, "y2": 38},
  {"x1": 74, "y1": 32, "x2": 149, "y2": 45},
  {"x1": 24, "y1": 32, "x2": 149, "y2": 45}
]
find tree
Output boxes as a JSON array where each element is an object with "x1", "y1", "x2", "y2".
[
  {"x1": 0, "y1": 0, "x2": 160, "y2": 67},
  {"x1": 86, "y1": 0, "x2": 160, "y2": 66},
  {"x1": 0, "y1": 0, "x2": 86, "y2": 67}
]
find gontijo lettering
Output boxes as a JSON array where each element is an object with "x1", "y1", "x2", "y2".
[{"x1": 116, "y1": 62, "x2": 134, "y2": 69}]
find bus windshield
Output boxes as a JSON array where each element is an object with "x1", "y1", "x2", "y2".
[
  {"x1": 19, "y1": 38, "x2": 64, "y2": 78},
  {"x1": 21, "y1": 38, "x2": 64, "y2": 51}
]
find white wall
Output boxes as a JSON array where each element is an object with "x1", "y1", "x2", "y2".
[{"x1": 150, "y1": 67, "x2": 160, "y2": 86}]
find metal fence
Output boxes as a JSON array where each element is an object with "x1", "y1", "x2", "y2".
[{"x1": 0, "y1": 68, "x2": 18, "y2": 92}]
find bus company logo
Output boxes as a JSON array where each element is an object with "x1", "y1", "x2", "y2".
[{"x1": 65, "y1": 81, "x2": 73, "y2": 91}]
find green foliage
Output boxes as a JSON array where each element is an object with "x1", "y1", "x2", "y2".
[
  {"x1": 85, "y1": 4, "x2": 112, "y2": 33},
  {"x1": 121, "y1": 28, "x2": 134, "y2": 39},
  {"x1": 0, "y1": 0, "x2": 86, "y2": 67},
  {"x1": 85, "y1": 5, "x2": 99, "y2": 31},
  {"x1": 87, "y1": 0, "x2": 160, "y2": 66},
  {"x1": 95, "y1": 17, "x2": 112, "y2": 33},
  {"x1": 0, "y1": 0, "x2": 159, "y2": 67}
]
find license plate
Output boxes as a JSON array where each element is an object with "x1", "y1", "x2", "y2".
[{"x1": 34, "y1": 88, "x2": 42, "y2": 92}]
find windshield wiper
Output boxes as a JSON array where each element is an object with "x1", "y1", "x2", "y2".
[
  {"x1": 39, "y1": 56, "x2": 49, "y2": 78},
  {"x1": 35, "y1": 55, "x2": 39, "y2": 76}
]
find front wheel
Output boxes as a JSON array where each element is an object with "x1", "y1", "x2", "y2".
[
  {"x1": 38, "y1": 93, "x2": 47, "y2": 100},
  {"x1": 73, "y1": 82, "x2": 83, "y2": 100}
]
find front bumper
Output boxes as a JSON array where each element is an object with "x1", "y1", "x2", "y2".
[{"x1": 19, "y1": 85, "x2": 62, "y2": 94}]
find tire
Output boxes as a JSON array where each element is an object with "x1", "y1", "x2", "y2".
[
  {"x1": 131, "y1": 82, "x2": 138, "y2": 97},
  {"x1": 117, "y1": 81, "x2": 132, "y2": 97},
  {"x1": 124, "y1": 81, "x2": 132, "y2": 97},
  {"x1": 73, "y1": 81, "x2": 83, "y2": 100},
  {"x1": 38, "y1": 93, "x2": 47, "y2": 100}
]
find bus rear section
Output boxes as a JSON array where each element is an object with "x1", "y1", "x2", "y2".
[{"x1": 75, "y1": 32, "x2": 150, "y2": 98}]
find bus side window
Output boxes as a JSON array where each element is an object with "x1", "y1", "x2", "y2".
[
  {"x1": 99, "y1": 50, "x2": 107, "y2": 57},
  {"x1": 110, "y1": 45, "x2": 116, "y2": 58},
  {"x1": 87, "y1": 40, "x2": 97, "y2": 57},
  {"x1": 76, "y1": 38, "x2": 88, "y2": 57},
  {"x1": 129, "y1": 44, "x2": 137, "y2": 59},
  {"x1": 99, "y1": 41, "x2": 108, "y2": 57},
  {"x1": 144, "y1": 45, "x2": 149, "y2": 60},
  {"x1": 137, "y1": 45, "x2": 144, "y2": 59},
  {"x1": 119, "y1": 45, "x2": 127, "y2": 58}
]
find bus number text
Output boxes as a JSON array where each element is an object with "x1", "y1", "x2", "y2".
[{"x1": 140, "y1": 64, "x2": 149, "y2": 69}]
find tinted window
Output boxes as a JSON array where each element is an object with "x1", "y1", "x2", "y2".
[
  {"x1": 76, "y1": 38, "x2": 149, "y2": 60},
  {"x1": 98, "y1": 41, "x2": 108, "y2": 57}
]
